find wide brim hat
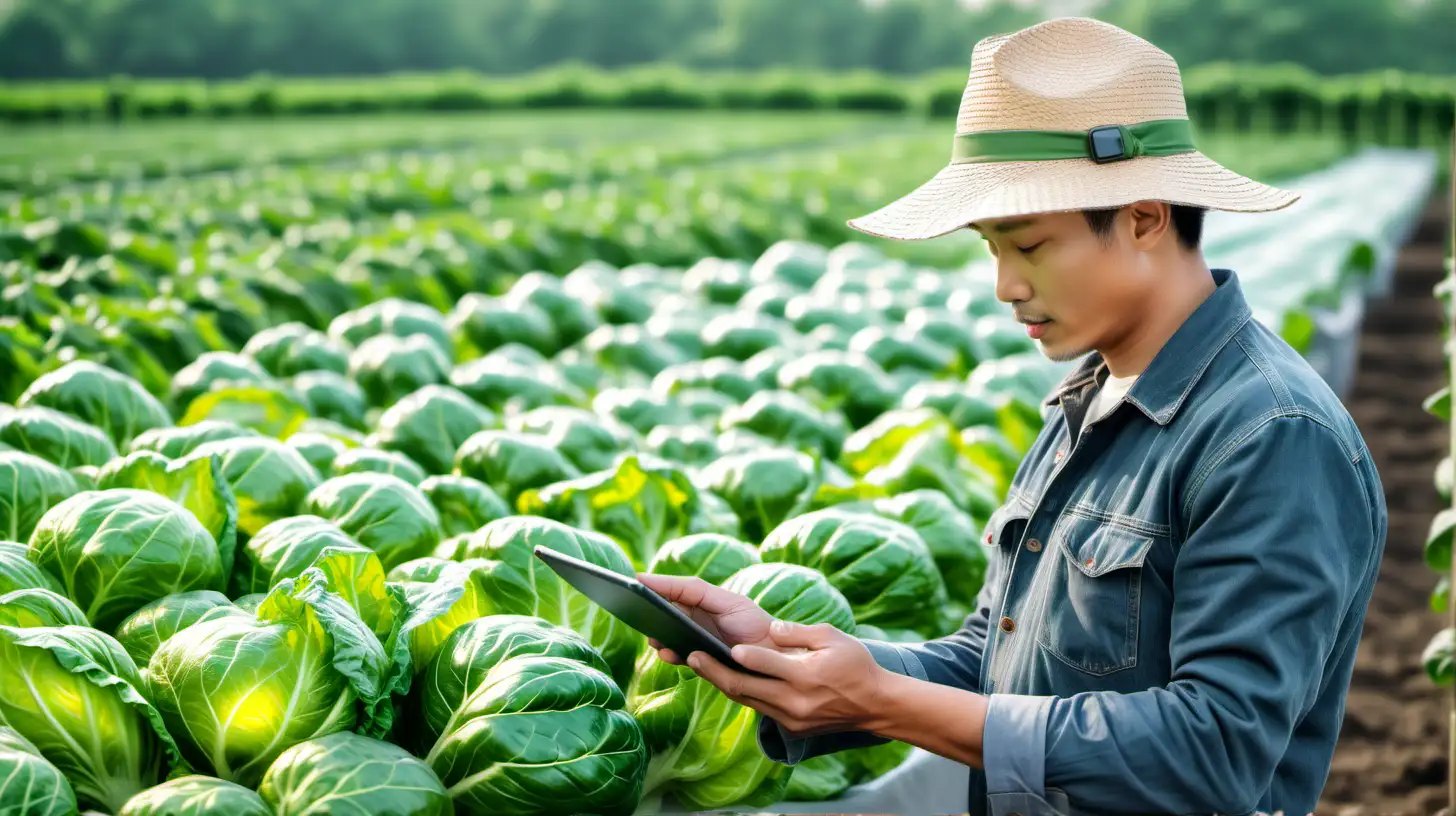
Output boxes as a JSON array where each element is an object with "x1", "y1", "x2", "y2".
[{"x1": 847, "y1": 16, "x2": 1301, "y2": 242}]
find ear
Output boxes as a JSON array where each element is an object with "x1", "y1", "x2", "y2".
[{"x1": 1126, "y1": 201, "x2": 1171, "y2": 250}]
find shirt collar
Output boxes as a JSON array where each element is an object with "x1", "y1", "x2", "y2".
[{"x1": 1040, "y1": 267, "x2": 1253, "y2": 426}]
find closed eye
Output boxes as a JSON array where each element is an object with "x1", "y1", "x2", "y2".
[{"x1": 1016, "y1": 241, "x2": 1044, "y2": 255}]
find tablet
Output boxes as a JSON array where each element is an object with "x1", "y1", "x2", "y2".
[{"x1": 532, "y1": 546, "x2": 767, "y2": 677}]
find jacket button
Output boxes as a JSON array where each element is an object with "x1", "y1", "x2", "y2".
[
  {"x1": 1025, "y1": 538, "x2": 1042, "y2": 552},
  {"x1": 999, "y1": 616, "x2": 1015, "y2": 633}
]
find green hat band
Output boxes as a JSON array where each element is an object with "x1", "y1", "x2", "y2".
[{"x1": 950, "y1": 118, "x2": 1197, "y2": 165}]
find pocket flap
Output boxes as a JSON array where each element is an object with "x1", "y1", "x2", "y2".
[{"x1": 1050, "y1": 513, "x2": 1154, "y2": 577}]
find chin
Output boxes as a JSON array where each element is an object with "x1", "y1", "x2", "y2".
[{"x1": 1040, "y1": 342, "x2": 1094, "y2": 364}]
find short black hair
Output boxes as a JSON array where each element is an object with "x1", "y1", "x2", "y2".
[{"x1": 1081, "y1": 204, "x2": 1206, "y2": 251}]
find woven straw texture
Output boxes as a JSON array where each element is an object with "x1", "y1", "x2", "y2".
[{"x1": 847, "y1": 17, "x2": 1302, "y2": 241}]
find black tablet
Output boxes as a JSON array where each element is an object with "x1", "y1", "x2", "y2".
[{"x1": 532, "y1": 546, "x2": 767, "y2": 677}]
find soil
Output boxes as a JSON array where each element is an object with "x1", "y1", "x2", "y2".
[{"x1": 1315, "y1": 188, "x2": 1452, "y2": 816}]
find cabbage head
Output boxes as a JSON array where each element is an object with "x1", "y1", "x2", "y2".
[
  {"x1": 0, "y1": 587, "x2": 88, "y2": 628},
  {"x1": 303, "y1": 473, "x2": 442, "y2": 571},
  {"x1": 627, "y1": 563, "x2": 855, "y2": 810},
  {"x1": 419, "y1": 475, "x2": 510, "y2": 537},
  {"x1": 178, "y1": 437, "x2": 322, "y2": 539},
  {"x1": 290, "y1": 371, "x2": 369, "y2": 432},
  {"x1": 179, "y1": 383, "x2": 310, "y2": 440},
  {"x1": 503, "y1": 271, "x2": 602, "y2": 348},
  {"x1": 349, "y1": 335, "x2": 452, "y2": 409},
  {"x1": 759, "y1": 508, "x2": 947, "y2": 634},
  {"x1": 328, "y1": 298, "x2": 452, "y2": 359},
  {"x1": 285, "y1": 431, "x2": 348, "y2": 473},
  {"x1": 698, "y1": 448, "x2": 819, "y2": 542},
  {"x1": 386, "y1": 557, "x2": 492, "y2": 673},
  {"x1": 231, "y1": 514, "x2": 368, "y2": 596},
  {"x1": 647, "y1": 533, "x2": 761, "y2": 586},
  {"x1": 505, "y1": 405, "x2": 635, "y2": 474},
  {"x1": 457, "y1": 516, "x2": 643, "y2": 687},
  {"x1": 0, "y1": 541, "x2": 61, "y2": 595},
  {"x1": 448, "y1": 356, "x2": 584, "y2": 413},
  {"x1": 28, "y1": 489, "x2": 225, "y2": 630},
  {"x1": 243, "y1": 322, "x2": 350, "y2": 378},
  {"x1": 96, "y1": 450, "x2": 239, "y2": 583},
  {"x1": 448, "y1": 293, "x2": 558, "y2": 357},
  {"x1": 128, "y1": 420, "x2": 260, "y2": 459},
  {"x1": 0, "y1": 725, "x2": 78, "y2": 816},
  {"x1": 869, "y1": 489, "x2": 988, "y2": 604},
  {"x1": 331, "y1": 447, "x2": 428, "y2": 485},
  {"x1": 116, "y1": 775, "x2": 270, "y2": 816},
  {"x1": 417, "y1": 615, "x2": 646, "y2": 816},
  {"x1": 0, "y1": 451, "x2": 78, "y2": 542},
  {"x1": 0, "y1": 405, "x2": 118, "y2": 468},
  {"x1": 519, "y1": 454, "x2": 699, "y2": 570},
  {"x1": 370, "y1": 385, "x2": 496, "y2": 475},
  {"x1": 0, "y1": 625, "x2": 178, "y2": 812},
  {"x1": 112, "y1": 590, "x2": 237, "y2": 667},
  {"x1": 454, "y1": 430, "x2": 581, "y2": 506},
  {"x1": 17, "y1": 361, "x2": 172, "y2": 448},
  {"x1": 146, "y1": 575, "x2": 390, "y2": 788},
  {"x1": 259, "y1": 732, "x2": 450, "y2": 816},
  {"x1": 167, "y1": 352, "x2": 271, "y2": 416},
  {"x1": 775, "y1": 350, "x2": 897, "y2": 429}
]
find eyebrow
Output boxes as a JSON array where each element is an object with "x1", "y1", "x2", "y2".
[{"x1": 969, "y1": 218, "x2": 1036, "y2": 235}]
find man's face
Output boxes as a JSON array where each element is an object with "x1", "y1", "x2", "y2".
[{"x1": 969, "y1": 208, "x2": 1154, "y2": 363}]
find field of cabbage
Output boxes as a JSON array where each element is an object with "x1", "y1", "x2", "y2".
[{"x1": 0, "y1": 112, "x2": 1440, "y2": 816}]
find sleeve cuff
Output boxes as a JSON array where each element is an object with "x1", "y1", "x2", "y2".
[
  {"x1": 983, "y1": 693, "x2": 1054, "y2": 797},
  {"x1": 756, "y1": 639, "x2": 916, "y2": 765}
]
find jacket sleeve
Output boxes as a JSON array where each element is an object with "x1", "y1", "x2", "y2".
[
  {"x1": 758, "y1": 531, "x2": 1006, "y2": 764},
  {"x1": 979, "y1": 414, "x2": 1385, "y2": 816}
]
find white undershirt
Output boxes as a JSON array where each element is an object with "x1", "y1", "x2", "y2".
[{"x1": 1085, "y1": 369, "x2": 1139, "y2": 424}]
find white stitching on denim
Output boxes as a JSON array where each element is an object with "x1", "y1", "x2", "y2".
[
  {"x1": 1235, "y1": 332, "x2": 1294, "y2": 409},
  {"x1": 1065, "y1": 501, "x2": 1173, "y2": 537}
]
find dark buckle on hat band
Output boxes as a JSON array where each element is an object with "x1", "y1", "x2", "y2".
[{"x1": 1087, "y1": 125, "x2": 1133, "y2": 164}]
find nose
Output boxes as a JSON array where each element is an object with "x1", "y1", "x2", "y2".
[{"x1": 994, "y1": 259, "x2": 1032, "y2": 305}]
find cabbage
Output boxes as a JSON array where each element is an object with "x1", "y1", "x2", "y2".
[
  {"x1": 0, "y1": 725, "x2": 79, "y2": 816},
  {"x1": 259, "y1": 732, "x2": 449, "y2": 816},
  {"x1": 417, "y1": 615, "x2": 646, "y2": 815},
  {"x1": 117, "y1": 775, "x2": 270, "y2": 816},
  {"x1": 303, "y1": 473, "x2": 442, "y2": 571},
  {"x1": 0, "y1": 625, "x2": 178, "y2": 812},
  {"x1": 27, "y1": 489, "x2": 226, "y2": 631}
]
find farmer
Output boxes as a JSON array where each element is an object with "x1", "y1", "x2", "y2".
[{"x1": 639, "y1": 15, "x2": 1388, "y2": 816}]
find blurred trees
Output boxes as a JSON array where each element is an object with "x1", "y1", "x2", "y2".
[{"x1": 0, "y1": 0, "x2": 1451, "y2": 80}]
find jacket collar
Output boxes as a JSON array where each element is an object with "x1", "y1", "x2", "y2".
[{"x1": 1041, "y1": 267, "x2": 1253, "y2": 426}]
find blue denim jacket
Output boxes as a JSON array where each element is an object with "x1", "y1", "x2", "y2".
[{"x1": 758, "y1": 267, "x2": 1388, "y2": 816}]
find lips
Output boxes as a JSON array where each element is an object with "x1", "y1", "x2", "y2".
[{"x1": 1025, "y1": 320, "x2": 1050, "y2": 339}]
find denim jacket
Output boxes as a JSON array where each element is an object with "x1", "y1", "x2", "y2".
[{"x1": 758, "y1": 267, "x2": 1388, "y2": 816}]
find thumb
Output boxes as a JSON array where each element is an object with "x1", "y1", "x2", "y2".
[{"x1": 768, "y1": 619, "x2": 835, "y2": 649}]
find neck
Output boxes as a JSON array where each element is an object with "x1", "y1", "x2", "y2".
[{"x1": 1098, "y1": 254, "x2": 1215, "y2": 379}]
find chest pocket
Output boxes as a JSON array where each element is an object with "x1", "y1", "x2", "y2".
[{"x1": 1039, "y1": 510, "x2": 1155, "y2": 676}]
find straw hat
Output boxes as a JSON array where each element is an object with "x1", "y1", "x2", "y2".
[{"x1": 847, "y1": 16, "x2": 1301, "y2": 242}]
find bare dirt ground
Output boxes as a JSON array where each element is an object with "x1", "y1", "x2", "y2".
[{"x1": 1316, "y1": 188, "x2": 1452, "y2": 816}]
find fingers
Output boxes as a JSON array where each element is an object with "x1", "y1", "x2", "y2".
[
  {"x1": 767, "y1": 619, "x2": 839, "y2": 649},
  {"x1": 685, "y1": 650, "x2": 777, "y2": 702},
  {"x1": 636, "y1": 572, "x2": 744, "y2": 615},
  {"x1": 729, "y1": 643, "x2": 800, "y2": 680},
  {"x1": 656, "y1": 646, "x2": 683, "y2": 665}
]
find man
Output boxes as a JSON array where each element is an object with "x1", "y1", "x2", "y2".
[{"x1": 638, "y1": 15, "x2": 1388, "y2": 816}]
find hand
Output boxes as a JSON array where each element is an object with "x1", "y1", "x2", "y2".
[
  {"x1": 635, "y1": 573, "x2": 777, "y2": 664},
  {"x1": 685, "y1": 619, "x2": 894, "y2": 738}
]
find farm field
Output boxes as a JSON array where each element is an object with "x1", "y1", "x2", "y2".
[{"x1": 0, "y1": 110, "x2": 1449, "y2": 815}]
